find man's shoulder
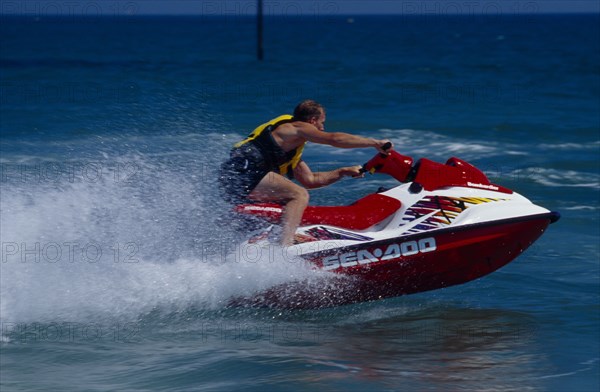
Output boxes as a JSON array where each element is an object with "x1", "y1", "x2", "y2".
[
  {"x1": 280, "y1": 121, "x2": 318, "y2": 136},
  {"x1": 275, "y1": 121, "x2": 301, "y2": 134}
]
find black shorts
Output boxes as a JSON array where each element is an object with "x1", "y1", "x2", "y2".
[{"x1": 218, "y1": 144, "x2": 272, "y2": 204}]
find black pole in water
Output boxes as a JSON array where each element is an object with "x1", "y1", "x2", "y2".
[{"x1": 257, "y1": 0, "x2": 264, "y2": 60}]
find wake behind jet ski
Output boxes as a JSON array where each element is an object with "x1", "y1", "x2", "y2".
[{"x1": 229, "y1": 145, "x2": 560, "y2": 309}]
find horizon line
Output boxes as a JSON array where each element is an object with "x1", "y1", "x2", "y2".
[{"x1": 1, "y1": 11, "x2": 599, "y2": 17}]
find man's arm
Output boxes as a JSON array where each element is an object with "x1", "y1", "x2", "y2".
[
  {"x1": 296, "y1": 125, "x2": 391, "y2": 153},
  {"x1": 292, "y1": 161, "x2": 363, "y2": 189}
]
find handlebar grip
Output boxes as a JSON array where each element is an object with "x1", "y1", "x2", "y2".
[{"x1": 360, "y1": 142, "x2": 392, "y2": 174}]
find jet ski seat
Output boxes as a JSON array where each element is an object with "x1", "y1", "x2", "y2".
[{"x1": 235, "y1": 193, "x2": 401, "y2": 231}]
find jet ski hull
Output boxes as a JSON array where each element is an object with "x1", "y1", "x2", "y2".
[
  {"x1": 229, "y1": 212, "x2": 558, "y2": 309},
  {"x1": 228, "y1": 151, "x2": 560, "y2": 308}
]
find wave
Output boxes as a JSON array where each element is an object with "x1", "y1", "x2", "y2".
[
  {"x1": 507, "y1": 167, "x2": 600, "y2": 190},
  {"x1": 539, "y1": 141, "x2": 600, "y2": 150},
  {"x1": 375, "y1": 129, "x2": 599, "y2": 161},
  {"x1": 359, "y1": 129, "x2": 600, "y2": 191},
  {"x1": 376, "y1": 128, "x2": 521, "y2": 160},
  {"x1": 562, "y1": 205, "x2": 599, "y2": 211},
  {"x1": 304, "y1": 128, "x2": 509, "y2": 163}
]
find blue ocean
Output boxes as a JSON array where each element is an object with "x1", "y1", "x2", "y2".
[{"x1": 1, "y1": 13, "x2": 599, "y2": 391}]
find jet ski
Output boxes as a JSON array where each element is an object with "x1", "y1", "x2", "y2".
[{"x1": 229, "y1": 145, "x2": 560, "y2": 309}]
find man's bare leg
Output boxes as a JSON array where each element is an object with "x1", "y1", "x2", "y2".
[{"x1": 248, "y1": 172, "x2": 309, "y2": 246}]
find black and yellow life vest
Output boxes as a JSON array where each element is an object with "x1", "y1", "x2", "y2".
[{"x1": 233, "y1": 114, "x2": 305, "y2": 176}]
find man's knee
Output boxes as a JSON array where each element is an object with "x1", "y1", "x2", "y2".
[{"x1": 292, "y1": 186, "x2": 310, "y2": 205}]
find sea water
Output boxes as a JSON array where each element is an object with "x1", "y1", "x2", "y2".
[{"x1": 1, "y1": 14, "x2": 598, "y2": 391}]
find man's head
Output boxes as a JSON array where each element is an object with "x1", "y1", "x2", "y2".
[{"x1": 293, "y1": 100, "x2": 326, "y2": 131}]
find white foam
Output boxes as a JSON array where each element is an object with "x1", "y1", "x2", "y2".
[
  {"x1": 376, "y1": 128, "x2": 510, "y2": 160},
  {"x1": 509, "y1": 167, "x2": 600, "y2": 190},
  {"x1": 0, "y1": 154, "x2": 325, "y2": 327},
  {"x1": 1, "y1": 247, "x2": 321, "y2": 324},
  {"x1": 563, "y1": 205, "x2": 598, "y2": 211},
  {"x1": 539, "y1": 141, "x2": 600, "y2": 150}
]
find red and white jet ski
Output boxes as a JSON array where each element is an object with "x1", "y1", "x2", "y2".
[{"x1": 230, "y1": 146, "x2": 560, "y2": 309}]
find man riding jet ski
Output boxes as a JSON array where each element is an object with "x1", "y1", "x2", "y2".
[
  {"x1": 220, "y1": 102, "x2": 559, "y2": 308},
  {"x1": 219, "y1": 100, "x2": 391, "y2": 246}
]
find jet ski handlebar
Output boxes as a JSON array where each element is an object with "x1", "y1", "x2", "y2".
[
  {"x1": 358, "y1": 144, "x2": 511, "y2": 193},
  {"x1": 380, "y1": 141, "x2": 393, "y2": 153},
  {"x1": 359, "y1": 143, "x2": 415, "y2": 182}
]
